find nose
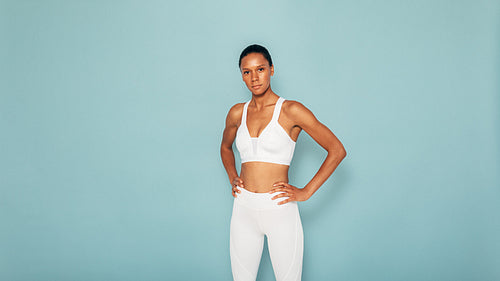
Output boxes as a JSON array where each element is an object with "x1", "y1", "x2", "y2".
[{"x1": 251, "y1": 71, "x2": 258, "y2": 82}]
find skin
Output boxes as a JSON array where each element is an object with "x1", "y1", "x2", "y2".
[{"x1": 220, "y1": 52, "x2": 346, "y2": 205}]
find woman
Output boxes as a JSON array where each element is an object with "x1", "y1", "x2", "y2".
[{"x1": 220, "y1": 44, "x2": 346, "y2": 281}]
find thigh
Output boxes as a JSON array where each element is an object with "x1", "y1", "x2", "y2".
[
  {"x1": 230, "y1": 202, "x2": 265, "y2": 281},
  {"x1": 265, "y1": 203, "x2": 304, "y2": 281}
]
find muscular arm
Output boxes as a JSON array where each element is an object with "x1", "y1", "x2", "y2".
[
  {"x1": 277, "y1": 101, "x2": 346, "y2": 200},
  {"x1": 220, "y1": 104, "x2": 243, "y2": 186}
]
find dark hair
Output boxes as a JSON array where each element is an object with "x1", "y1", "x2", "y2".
[{"x1": 238, "y1": 44, "x2": 273, "y2": 68}]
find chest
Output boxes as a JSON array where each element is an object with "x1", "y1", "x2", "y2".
[{"x1": 245, "y1": 107, "x2": 276, "y2": 138}]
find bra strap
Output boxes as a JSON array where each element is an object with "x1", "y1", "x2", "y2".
[
  {"x1": 271, "y1": 97, "x2": 285, "y2": 122},
  {"x1": 241, "y1": 101, "x2": 250, "y2": 126}
]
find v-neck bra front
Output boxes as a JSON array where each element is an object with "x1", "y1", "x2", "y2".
[{"x1": 235, "y1": 97, "x2": 296, "y2": 166}]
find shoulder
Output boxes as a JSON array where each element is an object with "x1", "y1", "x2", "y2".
[
  {"x1": 282, "y1": 99, "x2": 315, "y2": 119},
  {"x1": 225, "y1": 102, "x2": 246, "y2": 126},
  {"x1": 227, "y1": 102, "x2": 245, "y2": 119}
]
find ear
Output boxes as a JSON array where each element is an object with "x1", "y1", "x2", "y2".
[{"x1": 270, "y1": 65, "x2": 274, "y2": 76}]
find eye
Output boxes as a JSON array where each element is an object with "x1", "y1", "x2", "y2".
[
  {"x1": 243, "y1": 71, "x2": 249, "y2": 75},
  {"x1": 258, "y1": 68, "x2": 264, "y2": 71}
]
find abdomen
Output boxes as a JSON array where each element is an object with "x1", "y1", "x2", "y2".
[{"x1": 240, "y1": 162, "x2": 290, "y2": 193}]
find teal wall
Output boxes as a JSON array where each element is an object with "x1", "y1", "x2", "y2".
[{"x1": 2, "y1": 1, "x2": 499, "y2": 280}]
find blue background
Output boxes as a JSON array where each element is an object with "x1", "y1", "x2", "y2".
[{"x1": 2, "y1": 0, "x2": 499, "y2": 280}]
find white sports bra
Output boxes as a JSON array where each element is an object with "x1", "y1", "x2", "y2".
[{"x1": 235, "y1": 97, "x2": 296, "y2": 166}]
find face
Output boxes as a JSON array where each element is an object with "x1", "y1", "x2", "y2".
[{"x1": 240, "y1": 53, "x2": 274, "y2": 96}]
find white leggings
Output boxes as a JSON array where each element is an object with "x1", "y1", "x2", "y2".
[{"x1": 230, "y1": 186, "x2": 303, "y2": 281}]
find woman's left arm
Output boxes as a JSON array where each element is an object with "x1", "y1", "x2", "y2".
[{"x1": 270, "y1": 101, "x2": 347, "y2": 204}]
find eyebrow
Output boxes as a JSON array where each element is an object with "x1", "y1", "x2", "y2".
[{"x1": 241, "y1": 64, "x2": 267, "y2": 70}]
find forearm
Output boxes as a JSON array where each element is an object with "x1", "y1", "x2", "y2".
[
  {"x1": 220, "y1": 145, "x2": 239, "y2": 182},
  {"x1": 303, "y1": 144, "x2": 346, "y2": 198}
]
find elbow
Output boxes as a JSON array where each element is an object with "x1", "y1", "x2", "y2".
[
  {"x1": 337, "y1": 145, "x2": 347, "y2": 161},
  {"x1": 328, "y1": 142, "x2": 346, "y2": 161},
  {"x1": 220, "y1": 144, "x2": 233, "y2": 155},
  {"x1": 339, "y1": 143, "x2": 347, "y2": 159}
]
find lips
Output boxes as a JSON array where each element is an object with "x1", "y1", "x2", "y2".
[{"x1": 252, "y1": 85, "x2": 262, "y2": 89}]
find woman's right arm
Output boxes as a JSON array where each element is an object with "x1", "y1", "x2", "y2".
[{"x1": 220, "y1": 104, "x2": 244, "y2": 197}]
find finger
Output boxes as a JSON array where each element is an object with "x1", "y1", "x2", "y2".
[
  {"x1": 272, "y1": 184, "x2": 287, "y2": 190},
  {"x1": 277, "y1": 197, "x2": 294, "y2": 205},
  {"x1": 269, "y1": 187, "x2": 290, "y2": 194},
  {"x1": 271, "y1": 192, "x2": 290, "y2": 200},
  {"x1": 272, "y1": 181, "x2": 290, "y2": 187}
]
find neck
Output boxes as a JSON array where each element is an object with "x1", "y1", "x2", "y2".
[{"x1": 251, "y1": 89, "x2": 278, "y2": 109}]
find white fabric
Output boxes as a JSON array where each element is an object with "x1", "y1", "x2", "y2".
[
  {"x1": 235, "y1": 97, "x2": 296, "y2": 166},
  {"x1": 230, "y1": 186, "x2": 303, "y2": 281}
]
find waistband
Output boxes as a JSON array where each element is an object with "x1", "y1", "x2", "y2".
[{"x1": 234, "y1": 186, "x2": 296, "y2": 210}]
